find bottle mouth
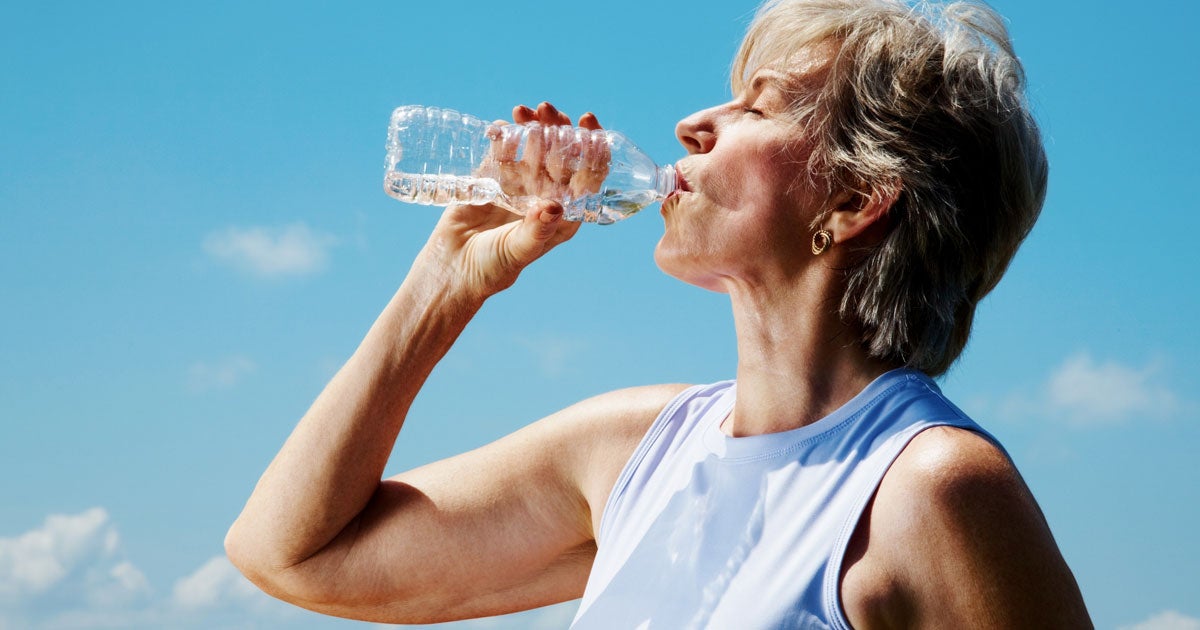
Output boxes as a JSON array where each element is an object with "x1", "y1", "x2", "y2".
[{"x1": 655, "y1": 164, "x2": 678, "y2": 199}]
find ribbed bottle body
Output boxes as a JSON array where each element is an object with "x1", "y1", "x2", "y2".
[
  {"x1": 384, "y1": 105, "x2": 675, "y2": 225},
  {"x1": 384, "y1": 106, "x2": 500, "y2": 206}
]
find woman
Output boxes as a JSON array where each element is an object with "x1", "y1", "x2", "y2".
[{"x1": 226, "y1": 0, "x2": 1092, "y2": 627}]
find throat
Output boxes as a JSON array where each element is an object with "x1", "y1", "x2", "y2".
[
  {"x1": 724, "y1": 356, "x2": 895, "y2": 438},
  {"x1": 721, "y1": 269, "x2": 899, "y2": 438}
]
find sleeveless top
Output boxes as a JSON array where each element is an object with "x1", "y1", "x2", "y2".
[{"x1": 570, "y1": 368, "x2": 992, "y2": 629}]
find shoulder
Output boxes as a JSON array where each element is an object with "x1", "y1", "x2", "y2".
[
  {"x1": 860, "y1": 426, "x2": 1091, "y2": 628},
  {"x1": 566, "y1": 383, "x2": 696, "y2": 424},
  {"x1": 552, "y1": 383, "x2": 695, "y2": 453},
  {"x1": 547, "y1": 384, "x2": 694, "y2": 536},
  {"x1": 507, "y1": 383, "x2": 692, "y2": 455},
  {"x1": 889, "y1": 425, "x2": 1020, "y2": 508}
]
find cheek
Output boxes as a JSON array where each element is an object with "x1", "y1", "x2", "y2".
[{"x1": 704, "y1": 147, "x2": 790, "y2": 214}]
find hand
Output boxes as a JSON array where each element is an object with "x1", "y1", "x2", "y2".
[
  {"x1": 422, "y1": 103, "x2": 599, "y2": 300},
  {"x1": 485, "y1": 102, "x2": 610, "y2": 216}
]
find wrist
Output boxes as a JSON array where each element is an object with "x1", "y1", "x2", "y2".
[
  {"x1": 397, "y1": 257, "x2": 488, "y2": 325},
  {"x1": 413, "y1": 228, "x2": 524, "y2": 306}
]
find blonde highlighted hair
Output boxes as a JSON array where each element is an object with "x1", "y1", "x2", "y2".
[{"x1": 735, "y1": 0, "x2": 1047, "y2": 376}]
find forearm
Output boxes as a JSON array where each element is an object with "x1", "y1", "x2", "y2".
[
  {"x1": 227, "y1": 254, "x2": 483, "y2": 571},
  {"x1": 225, "y1": 131, "x2": 580, "y2": 588}
]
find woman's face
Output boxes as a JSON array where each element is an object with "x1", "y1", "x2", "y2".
[{"x1": 656, "y1": 52, "x2": 831, "y2": 292}]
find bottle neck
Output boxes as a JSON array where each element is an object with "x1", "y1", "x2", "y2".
[{"x1": 654, "y1": 164, "x2": 677, "y2": 199}]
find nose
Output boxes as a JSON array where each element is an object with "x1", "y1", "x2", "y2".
[{"x1": 675, "y1": 108, "x2": 717, "y2": 154}]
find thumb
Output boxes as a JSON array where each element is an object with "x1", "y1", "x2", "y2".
[{"x1": 505, "y1": 200, "x2": 566, "y2": 266}]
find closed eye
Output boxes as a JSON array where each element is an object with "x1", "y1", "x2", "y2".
[{"x1": 743, "y1": 107, "x2": 764, "y2": 117}]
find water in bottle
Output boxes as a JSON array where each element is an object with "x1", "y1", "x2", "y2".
[{"x1": 384, "y1": 106, "x2": 677, "y2": 225}]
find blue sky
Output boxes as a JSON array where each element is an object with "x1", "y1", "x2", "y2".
[{"x1": 1, "y1": 1, "x2": 1197, "y2": 628}]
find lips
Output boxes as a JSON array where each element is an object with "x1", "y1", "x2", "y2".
[
  {"x1": 676, "y1": 168, "x2": 693, "y2": 193},
  {"x1": 665, "y1": 166, "x2": 693, "y2": 206}
]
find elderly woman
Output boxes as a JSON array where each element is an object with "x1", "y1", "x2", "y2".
[{"x1": 226, "y1": 0, "x2": 1091, "y2": 627}]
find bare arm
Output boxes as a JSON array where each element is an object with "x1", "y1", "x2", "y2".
[
  {"x1": 225, "y1": 105, "x2": 681, "y2": 623},
  {"x1": 846, "y1": 427, "x2": 1092, "y2": 629},
  {"x1": 229, "y1": 382, "x2": 680, "y2": 624}
]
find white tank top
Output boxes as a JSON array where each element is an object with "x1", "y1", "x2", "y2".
[{"x1": 571, "y1": 368, "x2": 990, "y2": 629}]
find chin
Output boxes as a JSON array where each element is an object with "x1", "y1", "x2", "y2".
[
  {"x1": 652, "y1": 236, "x2": 684, "y2": 279},
  {"x1": 653, "y1": 241, "x2": 728, "y2": 294}
]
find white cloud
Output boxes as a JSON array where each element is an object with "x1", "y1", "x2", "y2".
[
  {"x1": 0, "y1": 511, "x2": 304, "y2": 629},
  {"x1": 170, "y1": 556, "x2": 264, "y2": 611},
  {"x1": 203, "y1": 222, "x2": 337, "y2": 277},
  {"x1": 166, "y1": 555, "x2": 301, "y2": 629},
  {"x1": 1119, "y1": 610, "x2": 1200, "y2": 630},
  {"x1": 965, "y1": 352, "x2": 1185, "y2": 428},
  {"x1": 1047, "y1": 352, "x2": 1179, "y2": 425},
  {"x1": 187, "y1": 355, "x2": 256, "y2": 393},
  {"x1": 0, "y1": 508, "x2": 150, "y2": 614}
]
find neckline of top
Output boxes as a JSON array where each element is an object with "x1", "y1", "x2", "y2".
[{"x1": 700, "y1": 368, "x2": 934, "y2": 461}]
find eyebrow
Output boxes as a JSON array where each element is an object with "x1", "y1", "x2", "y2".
[{"x1": 748, "y1": 71, "x2": 789, "y2": 97}]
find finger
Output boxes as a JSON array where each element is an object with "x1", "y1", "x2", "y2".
[
  {"x1": 580, "y1": 125, "x2": 608, "y2": 171},
  {"x1": 579, "y1": 112, "x2": 602, "y2": 130},
  {"x1": 596, "y1": 130, "x2": 612, "y2": 169},
  {"x1": 441, "y1": 200, "x2": 522, "y2": 239},
  {"x1": 522, "y1": 120, "x2": 548, "y2": 187},
  {"x1": 506, "y1": 200, "x2": 567, "y2": 265},
  {"x1": 545, "y1": 124, "x2": 568, "y2": 182},
  {"x1": 570, "y1": 126, "x2": 611, "y2": 197},
  {"x1": 546, "y1": 211, "x2": 582, "y2": 248},
  {"x1": 486, "y1": 119, "x2": 504, "y2": 143},
  {"x1": 538, "y1": 102, "x2": 571, "y2": 127},
  {"x1": 488, "y1": 119, "x2": 520, "y2": 163},
  {"x1": 513, "y1": 104, "x2": 536, "y2": 125},
  {"x1": 535, "y1": 200, "x2": 565, "y2": 225}
]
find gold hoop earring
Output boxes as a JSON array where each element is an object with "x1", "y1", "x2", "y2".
[{"x1": 811, "y1": 229, "x2": 833, "y2": 255}]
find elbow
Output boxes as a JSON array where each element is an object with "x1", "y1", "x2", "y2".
[
  {"x1": 224, "y1": 517, "x2": 270, "y2": 588},
  {"x1": 223, "y1": 518, "x2": 342, "y2": 612},
  {"x1": 223, "y1": 516, "x2": 295, "y2": 594},
  {"x1": 223, "y1": 519, "x2": 249, "y2": 571},
  {"x1": 224, "y1": 521, "x2": 305, "y2": 610}
]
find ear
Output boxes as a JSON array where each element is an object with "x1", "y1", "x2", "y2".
[{"x1": 826, "y1": 179, "x2": 901, "y2": 244}]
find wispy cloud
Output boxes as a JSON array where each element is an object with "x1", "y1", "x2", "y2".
[
  {"x1": 1119, "y1": 610, "x2": 1200, "y2": 630},
  {"x1": 0, "y1": 510, "x2": 295, "y2": 629},
  {"x1": 1047, "y1": 352, "x2": 1179, "y2": 425},
  {"x1": 203, "y1": 222, "x2": 337, "y2": 278},
  {"x1": 0, "y1": 508, "x2": 150, "y2": 625},
  {"x1": 964, "y1": 351, "x2": 1184, "y2": 427},
  {"x1": 186, "y1": 355, "x2": 256, "y2": 393},
  {"x1": 170, "y1": 556, "x2": 265, "y2": 612}
]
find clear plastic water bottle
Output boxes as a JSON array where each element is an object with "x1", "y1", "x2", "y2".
[{"x1": 384, "y1": 105, "x2": 677, "y2": 225}]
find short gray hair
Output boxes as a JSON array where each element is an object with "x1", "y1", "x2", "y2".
[{"x1": 734, "y1": 0, "x2": 1048, "y2": 376}]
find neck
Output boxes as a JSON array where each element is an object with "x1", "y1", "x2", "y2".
[{"x1": 721, "y1": 273, "x2": 897, "y2": 438}]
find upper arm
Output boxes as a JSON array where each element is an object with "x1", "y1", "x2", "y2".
[
  {"x1": 263, "y1": 383, "x2": 688, "y2": 624},
  {"x1": 864, "y1": 427, "x2": 1092, "y2": 629}
]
